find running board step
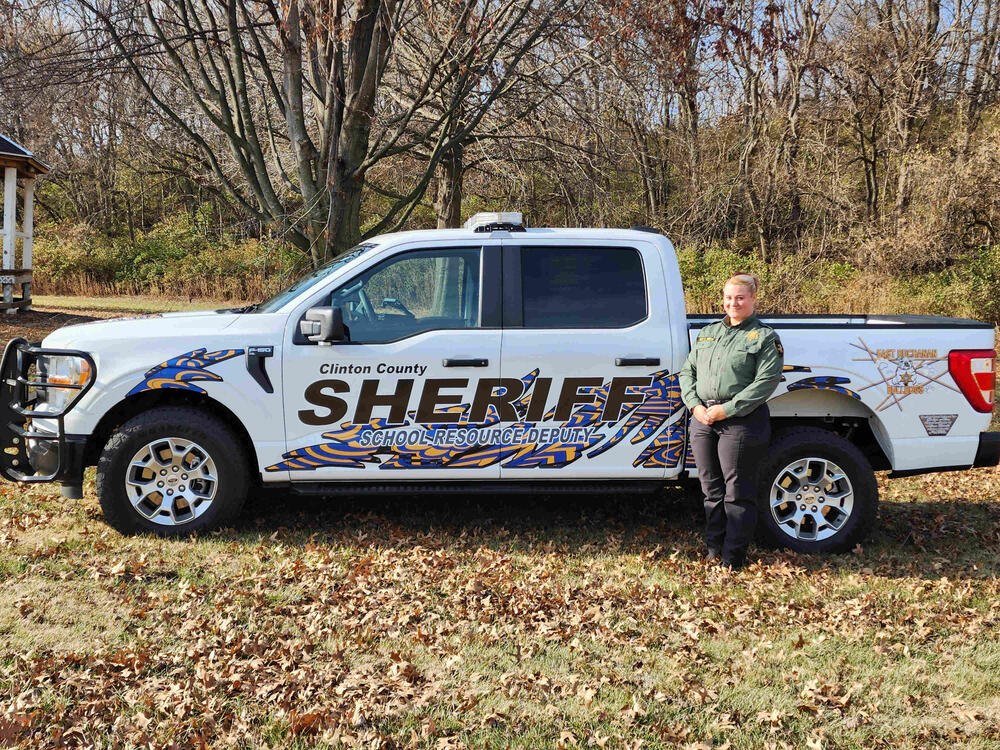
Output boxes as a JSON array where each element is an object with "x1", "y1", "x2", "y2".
[{"x1": 279, "y1": 481, "x2": 664, "y2": 496}]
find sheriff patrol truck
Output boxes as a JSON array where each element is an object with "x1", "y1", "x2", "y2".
[{"x1": 3, "y1": 212, "x2": 998, "y2": 554}]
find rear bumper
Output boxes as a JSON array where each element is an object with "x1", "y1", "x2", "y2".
[
  {"x1": 973, "y1": 431, "x2": 1000, "y2": 468},
  {"x1": 887, "y1": 431, "x2": 1000, "y2": 478}
]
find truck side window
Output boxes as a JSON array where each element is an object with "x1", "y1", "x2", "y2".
[
  {"x1": 328, "y1": 248, "x2": 481, "y2": 343},
  {"x1": 521, "y1": 247, "x2": 647, "y2": 328}
]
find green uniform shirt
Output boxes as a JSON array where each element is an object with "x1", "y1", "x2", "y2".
[{"x1": 678, "y1": 314, "x2": 784, "y2": 418}]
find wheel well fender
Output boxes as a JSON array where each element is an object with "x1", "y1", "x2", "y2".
[
  {"x1": 767, "y1": 389, "x2": 892, "y2": 470},
  {"x1": 769, "y1": 416, "x2": 891, "y2": 471},
  {"x1": 84, "y1": 390, "x2": 260, "y2": 479}
]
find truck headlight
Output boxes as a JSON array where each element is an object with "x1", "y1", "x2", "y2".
[{"x1": 35, "y1": 355, "x2": 92, "y2": 414}]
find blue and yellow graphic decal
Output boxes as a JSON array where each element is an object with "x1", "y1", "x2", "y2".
[
  {"x1": 786, "y1": 375, "x2": 861, "y2": 400},
  {"x1": 127, "y1": 348, "x2": 244, "y2": 396},
  {"x1": 268, "y1": 369, "x2": 687, "y2": 472},
  {"x1": 779, "y1": 364, "x2": 812, "y2": 382}
]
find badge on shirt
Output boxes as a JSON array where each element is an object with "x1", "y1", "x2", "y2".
[{"x1": 746, "y1": 330, "x2": 760, "y2": 341}]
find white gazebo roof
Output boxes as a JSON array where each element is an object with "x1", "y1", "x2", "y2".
[{"x1": 0, "y1": 134, "x2": 50, "y2": 178}]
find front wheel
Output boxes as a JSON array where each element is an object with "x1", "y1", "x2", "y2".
[
  {"x1": 756, "y1": 427, "x2": 878, "y2": 554},
  {"x1": 96, "y1": 407, "x2": 250, "y2": 536}
]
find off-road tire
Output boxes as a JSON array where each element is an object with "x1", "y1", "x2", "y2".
[
  {"x1": 96, "y1": 407, "x2": 249, "y2": 536},
  {"x1": 756, "y1": 426, "x2": 878, "y2": 554}
]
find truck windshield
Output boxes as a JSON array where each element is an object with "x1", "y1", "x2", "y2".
[{"x1": 253, "y1": 244, "x2": 376, "y2": 313}]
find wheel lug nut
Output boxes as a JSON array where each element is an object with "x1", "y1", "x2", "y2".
[
  {"x1": 796, "y1": 494, "x2": 802, "y2": 500},
  {"x1": 157, "y1": 481, "x2": 164, "y2": 487},
  {"x1": 182, "y1": 474, "x2": 188, "y2": 480},
  {"x1": 160, "y1": 470, "x2": 167, "y2": 476},
  {"x1": 811, "y1": 505, "x2": 818, "y2": 512},
  {"x1": 167, "y1": 489, "x2": 173, "y2": 496},
  {"x1": 179, "y1": 485, "x2": 185, "y2": 491},
  {"x1": 799, "y1": 504, "x2": 806, "y2": 510},
  {"x1": 172, "y1": 466, "x2": 179, "y2": 472}
]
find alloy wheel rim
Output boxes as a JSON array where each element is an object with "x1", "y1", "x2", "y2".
[
  {"x1": 769, "y1": 456, "x2": 854, "y2": 542},
  {"x1": 125, "y1": 437, "x2": 218, "y2": 525}
]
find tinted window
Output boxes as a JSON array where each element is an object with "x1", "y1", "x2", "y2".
[
  {"x1": 328, "y1": 248, "x2": 481, "y2": 343},
  {"x1": 256, "y1": 243, "x2": 375, "y2": 313},
  {"x1": 521, "y1": 247, "x2": 646, "y2": 328}
]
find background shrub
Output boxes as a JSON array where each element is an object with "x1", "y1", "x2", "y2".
[
  {"x1": 31, "y1": 218, "x2": 1000, "y2": 325},
  {"x1": 33, "y1": 216, "x2": 307, "y2": 301}
]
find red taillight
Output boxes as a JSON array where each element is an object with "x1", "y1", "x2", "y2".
[{"x1": 949, "y1": 349, "x2": 996, "y2": 413}]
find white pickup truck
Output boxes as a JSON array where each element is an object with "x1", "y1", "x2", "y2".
[{"x1": 3, "y1": 213, "x2": 998, "y2": 554}]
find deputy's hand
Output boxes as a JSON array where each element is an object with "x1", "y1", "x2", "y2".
[
  {"x1": 693, "y1": 405, "x2": 713, "y2": 425},
  {"x1": 706, "y1": 404, "x2": 727, "y2": 423}
]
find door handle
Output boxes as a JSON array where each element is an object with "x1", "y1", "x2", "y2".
[
  {"x1": 615, "y1": 357, "x2": 660, "y2": 367},
  {"x1": 443, "y1": 358, "x2": 489, "y2": 367}
]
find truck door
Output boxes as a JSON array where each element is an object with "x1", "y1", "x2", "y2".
[
  {"x1": 275, "y1": 242, "x2": 504, "y2": 481},
  {"x1": 498, "y1": 240, "x2": 683, "y2": 480}
]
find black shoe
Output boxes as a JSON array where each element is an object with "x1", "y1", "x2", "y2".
[
  {"x1": 705, "y1": 547, "x2": 722, "y2": 562},
  {"x1": 721, "y1": 556, "x2": 745, "y2": 571}
]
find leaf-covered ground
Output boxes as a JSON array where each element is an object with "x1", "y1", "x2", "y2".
[{"x1": 1, "y1": 306, "x2": 999, "y2": 748}]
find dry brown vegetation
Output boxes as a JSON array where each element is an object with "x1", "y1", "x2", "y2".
[{"x1": 1, "y1": 306, "x2": 1000, "y2": 748}]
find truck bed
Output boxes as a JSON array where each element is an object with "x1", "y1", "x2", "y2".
[
  {"x1": 688, "y1": 314, "x2": 993, "y2": 329},
  {"x1": 686, "y1": 313, "x2": 995, "y2": 472}
]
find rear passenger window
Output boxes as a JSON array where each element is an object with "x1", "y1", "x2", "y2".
[{"x1": 521, "y1": 247, "x2": 647, "y2": 328}]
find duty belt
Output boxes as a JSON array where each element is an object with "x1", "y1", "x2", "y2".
[{"x1": 704, "y1": 399, "x2": 723, "y2": 406}]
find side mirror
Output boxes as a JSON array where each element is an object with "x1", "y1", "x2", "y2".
[{"x1": 300, "y1": 306, "x2": 349, "y2": 345}]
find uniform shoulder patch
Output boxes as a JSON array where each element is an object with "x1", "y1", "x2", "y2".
[{"x1": 775, "y1": 339, "x2": 784, "y2": 355}]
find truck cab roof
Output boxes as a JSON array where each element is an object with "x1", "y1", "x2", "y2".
[{"x1": 365, "y1": 226, "x2": 670, "y2": 246}]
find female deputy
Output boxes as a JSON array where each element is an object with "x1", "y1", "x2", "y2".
[{"x1": 678, "y1": 273, "x2": 784, "y2": 570}]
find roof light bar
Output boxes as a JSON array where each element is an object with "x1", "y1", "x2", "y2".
[{"x1": 463, "y1": 212, "x2": 525, "y2": 232}]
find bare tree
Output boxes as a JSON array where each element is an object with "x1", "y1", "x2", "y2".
[{"x1": 77, "y1": 0, "x2": 571, "y2": 264}]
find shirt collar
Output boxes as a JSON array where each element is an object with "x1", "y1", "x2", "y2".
[{"x1": 723, "y1": 313, "x2": 757, "y2": 329}]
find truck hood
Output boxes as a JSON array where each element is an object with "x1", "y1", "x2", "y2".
[{"x1": 41, "y1": 309, "x2": 241, "y2": 349}]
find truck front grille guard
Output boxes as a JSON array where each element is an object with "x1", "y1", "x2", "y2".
[{"x1": 0, "y1": 337, "x2": 96, "y2": 482}]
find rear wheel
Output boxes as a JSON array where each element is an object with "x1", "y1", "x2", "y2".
[
  {"x1": 756, "y1": 427, "x2": 878, "y2": 554},
  {"x1": 97, "y1": 407, "x2": 249, "y2": 536}
]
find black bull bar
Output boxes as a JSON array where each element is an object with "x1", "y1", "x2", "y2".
[{"x1": 0, "y1": 337, "x2": 95, "y2": 483}]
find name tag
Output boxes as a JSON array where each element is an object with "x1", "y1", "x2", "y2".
[{"x1": 697, "y1": 336, "x2": 716, "y2": 342}]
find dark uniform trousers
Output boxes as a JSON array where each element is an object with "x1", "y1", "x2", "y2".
[{"x1": 689, "y1": 403, "x2": 771, "y2": 562}]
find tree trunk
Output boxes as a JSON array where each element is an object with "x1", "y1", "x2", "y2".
[
  {"x1": 435, "y1": 144, "x2": 464, "y2": 229},
  {"x1": 894, "y1": 0, "x2": 941, "y2": 217}
]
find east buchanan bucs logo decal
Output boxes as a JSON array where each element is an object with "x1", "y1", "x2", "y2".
[{"x1": 850, "y1": 338, "x2": 955, "y2": 411}]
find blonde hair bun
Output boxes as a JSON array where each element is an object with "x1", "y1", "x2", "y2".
[{"x1": 725, "y1": 272, "x2": 759, "y2": 295}]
